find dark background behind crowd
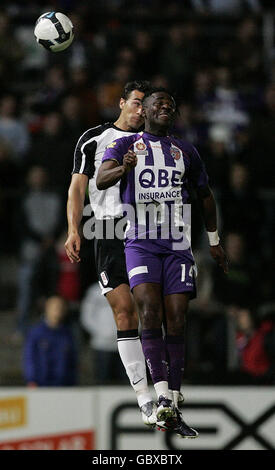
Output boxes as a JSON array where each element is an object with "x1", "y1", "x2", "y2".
[{"x1": 0, "y1": 0, "x2": 274, "y2": 387}]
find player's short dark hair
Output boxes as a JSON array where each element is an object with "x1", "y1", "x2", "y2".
[
  {"x1": 143, "y1": 87, "x2": 175, "y2": 103},
  {"x1": 122, "y1": 80, "x2": 151, "y2": 100}
]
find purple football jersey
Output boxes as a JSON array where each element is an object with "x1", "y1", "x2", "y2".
[{"x1": 102, "y1": 131, "x2": 208, "y2": 259}]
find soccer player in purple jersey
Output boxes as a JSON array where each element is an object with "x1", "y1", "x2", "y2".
[{"x1": 97, "y1": 88, "x2": 228, "y2": 438}]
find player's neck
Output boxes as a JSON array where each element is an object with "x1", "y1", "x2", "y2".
[
  {"x1": 144, "y1": 125, "x2": 169, "y2": 137},
  {"x1": 114, "y1": 116, "x2": 135, "y2": 132}
]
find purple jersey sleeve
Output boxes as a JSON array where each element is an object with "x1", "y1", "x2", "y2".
[
  {"x1": 189, "y1": 145, "x2": 209, "y2": 189},
  {"x1": 102, "y1": 136, "x2": 132, "y2": 165}
]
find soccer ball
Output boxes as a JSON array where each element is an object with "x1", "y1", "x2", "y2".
[{"x1": 34, "y1": 12, "x2": 74, "y2": 52}]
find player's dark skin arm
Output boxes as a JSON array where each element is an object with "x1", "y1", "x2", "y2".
[
  {"x1": 96, "y1": 151, "x2": 137, "y2": 190},
  {"x1": 197, "y1": 185, "x2": 229, "y2": 274}
]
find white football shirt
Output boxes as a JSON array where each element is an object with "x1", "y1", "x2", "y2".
[{"x1": 72, "y1": 123, "x2": 134, "y2": 219}]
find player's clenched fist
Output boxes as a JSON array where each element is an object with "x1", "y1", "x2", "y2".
[{"x1": 123, "y1": 150, "x2": 137, "y2": 173}]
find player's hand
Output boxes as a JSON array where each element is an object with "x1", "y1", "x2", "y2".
[
  {"x1": 65, "y1": 232, "x2": 81, "y2": 263},
  {"x1": 123, "y1": 150, "x2": 137, "y2": 173},
  {"x1": 210, "y1": 244, "x2": 229, "y2": 274}
]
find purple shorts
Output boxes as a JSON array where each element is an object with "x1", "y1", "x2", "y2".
[{"x1": 125, "y1": 245, "x2": 197, "y2": 297}]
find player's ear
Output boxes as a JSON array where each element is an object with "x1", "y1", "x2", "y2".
[
  {"x1": 119, "y1": 98, "x2": 126, "y2": 110},
  {"x1": 141, "y1": 106, "x2": 146, "y2": 118}
]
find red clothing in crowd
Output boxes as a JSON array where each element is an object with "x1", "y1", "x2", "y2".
[
  {"x1": 56, "y1": 248, "x2": 80, "y2": 302},
  {"x1": 236, "y1": 320, "x2": 274, "y2": 377}
]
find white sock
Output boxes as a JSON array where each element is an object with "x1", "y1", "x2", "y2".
[
  {"x1": 136, "y1": 389, "x2": 154, "y2": 408},
  {"x1": 168, "y1": 389, "x2": 173, "y2": 401},
  {"x1": 117, "y1": 334, "x2": 152, "y2": 407},
  {"x1": 154, "y1": 381, "x2": 169, "y2": 400},
  {"x1": 172, "y1": 390, "x2": 180, "y2": 408}
]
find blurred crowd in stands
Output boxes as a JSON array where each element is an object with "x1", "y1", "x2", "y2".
[{"x1": 0, "y1": 1, "x2": 275, "y2": 386}]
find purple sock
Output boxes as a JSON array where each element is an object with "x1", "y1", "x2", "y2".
[
  {"x1": 165, "y1": 335, "x2": 185, "y2": 391},
  {"x1": 141, "y1": 329, "x2": 168, "y2": 384}
]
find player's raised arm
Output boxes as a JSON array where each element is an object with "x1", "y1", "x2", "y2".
[
  {"x1": 97, "y1": 149, "x2": 137, "y2": 190},
  {"x1": 196, "y1": 184, "x2": 229, "y2": 274},
  {"x1": 65, "y1": 173, "x2": 88, "y2": 263}
]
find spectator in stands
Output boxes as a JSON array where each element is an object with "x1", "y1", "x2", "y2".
[
  {"x1": 229, "y1": 125, "x2": 252, "y2": 163},
  {"x1": 133, "y1": 30, "x2": 157, "y2": 79},
  {"x1": 249, "y1": 82, "x2": 275, "y2": 189},
  {"x1": 150, "y1": 74, "x2": 170, "y2": 89},
  {"x1": 220, "y1": 163, "x2": 262, "y2": 249},
  {"x1": 16, "y1": 166, "x2": 62, "y2": 336},
  {"x1": 193, "y1": 68, "x2": 215, "y2": 115},
  {"x1": 186, "y1": 250, "x2": 228, "y2": 382},
  {"x1": 117, "y1": 46, "x2": 136, "y2": 70},
  {"x1": 233, "y1": 307, "x2": 275, "y2": 384},
  {"x1": 55, "y1": 231, "x2": 81, "y2": 304},
  {"x1": 80, "y1": 283, "x2": 126, "y2": 384},
  {"x1": 0, "y1": 139, "x2": 21, "y2": 253},
  {"x1": 173, "y1": 101, "x2": 208, "y2": 148},
  {"x1": 206, "y1": 67, "x2": 249, "y2": 133},
  {"x1": 97, "y1": 63, "x2": 133, "y2": 120},
  {"x1": 0, "y1": 95, "x2": 30, "y2": 162},
  {"x1": 57, "y1": 13, "x2": 89, "y2": 71},
  {"x1": 203, "y1": 123, "x2": 231, "y2": 193},
  {"x1": 30, "y1": 65, "x2": 68, "y2": 114},
  {"x1": 27, "y1": 112, "x2": 73, "y2": 200},
  {"x1": 14, "y1": 21, "x2": 47, "y2": 77},
  {"x1": 69, "y1": 66, "x2": 100, "y2": 126},
  {"x1": 24, "y1": 295, "x2": 77, "y2": 386},
  {"x1": 230, "y1": 17, "x2": 264, "y2": 89},
  {"x1": 159, "y1": 23, "x2": 200, "y2": 95},
  {"x1": 0, "y1": 12, "x2": 24, "y2": 90},
  {"x1": 61, "y1": 94, "x2": 87, "y2": 142},
  {"x1": 191, "y1": 0, "x2": 261, "y2": 15},
  {"x1": 213, "y1": 232, "x2": 258, "y2": 308}
]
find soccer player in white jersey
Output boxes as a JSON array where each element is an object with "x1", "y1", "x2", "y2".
[
  {"x1": 65, "y1": 81, "x2": 159, "y2": 427},
  {"x1": 97, "y1": 87, "x2": 228, "y2": 438}
]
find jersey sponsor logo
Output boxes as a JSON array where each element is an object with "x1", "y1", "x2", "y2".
[
  {"x1": 100, "y1": 271, "x2": 109, "y2": 286},
  {"x1": 170, "y1": 146, "x2": 181, "y2": 160},
  {"x1": 138, "y1": 190, "x2": 181, "y2": 201},
  {"x1": 138, "y1": 168, "x2": 182, "y2": 189}
]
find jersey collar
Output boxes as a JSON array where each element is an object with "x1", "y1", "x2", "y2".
[
  {"x1": 111, "y1": 123, "x2": 142, "y2": 133},
  {"x1": 142, "y1": 131, "x2": 170, "y2": 141}
]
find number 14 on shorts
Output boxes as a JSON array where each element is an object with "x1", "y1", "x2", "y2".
[{"x1": 181, "y1": 264, "x2": 196, "y2": 283}]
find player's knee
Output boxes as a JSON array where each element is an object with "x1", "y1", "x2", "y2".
[
  {"x1": 134, "y1": 291, "x2": 162, "y2": 329},
  {"x1": 139, "y1": 304, "x2": 162, "y2": 329},
  {"x1": 113, "y1": 304, "x2": 139, "y2": 330}
]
